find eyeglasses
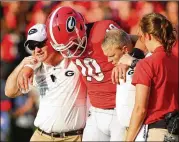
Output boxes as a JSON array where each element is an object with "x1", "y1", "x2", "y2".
[{"x1": 27, "y1": 40, "x2": 47, "y2": 51}]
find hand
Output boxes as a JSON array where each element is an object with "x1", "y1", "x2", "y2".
[
  {"x1": 12, "y1": 108, "x2": 24, "y2": 117},
  {"x1": 21, "y1": 56, "x2": 38, "y2": 67},
  {"x1": 118, "y1": 54, "x2": 135, "y2": 66},
  {"x1": 111, "y1": 63, "x2": 129, "y2": 84},
  {"x1": 17, "y1": 67, "x2": 34, "y2": 93}
]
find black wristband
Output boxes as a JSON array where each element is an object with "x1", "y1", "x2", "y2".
[
  {"x1": 130, "y1": 58, "x2": 139, "y2": 69},
  {"x1": 130, "y1": 48, "x2": 145, "y2": 59}
]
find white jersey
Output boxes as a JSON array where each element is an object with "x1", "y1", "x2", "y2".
[
  {"x1": 116, "y1": 68, "x2": 135, "y2": 127},
  {"x1": 145, "y1": 52, "x2": 152, "y2": 57},
  {"x1": 33, "y1": 59, "x2": 87, "y2": 133}
]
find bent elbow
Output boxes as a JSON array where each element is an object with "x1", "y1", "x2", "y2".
[
  {"x1": 5, "y1": 87, "x2": 19, "y2": 98},
  {"x1": 5, "y1": 89, "x2": 13, "y2": 98},
  {"x1": 134, "y1": 106, "x2": 148, "y2": 116}
]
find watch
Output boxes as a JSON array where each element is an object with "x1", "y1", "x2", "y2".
[{"x1": 130, "y1": 58, "x2": 139, "y2": 69}]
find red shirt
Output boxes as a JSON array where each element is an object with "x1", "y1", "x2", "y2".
[
  {"x1": 172, "y1": 41, "x2": 178, "y2": 58},
  {"x1": 73, "y1": 20, "x2": 120, "y2": 109},
  {"x1": 1, "y1": 100, "x2": 11, "y2": 111},
  {"x1": 132, "y1": 46, "x2": 178, "y2": 124},
  {"x1": 1, "y1": 34, "x2": 16, "y2": 62}
]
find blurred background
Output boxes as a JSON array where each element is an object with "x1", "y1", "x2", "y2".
[{"x1": 0, "y1": 1, "x2": 178, "y2": 142}]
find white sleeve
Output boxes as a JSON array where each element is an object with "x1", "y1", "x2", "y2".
[
  {"x1": 116, "y1": 69, "x2": 136, "y2": 127},
  {"x1": 24, "y1": 62, "x2": 42, "y2": 70},
  {"x1": 145, "y1": 52, "x2": 152, "y2": 57}
]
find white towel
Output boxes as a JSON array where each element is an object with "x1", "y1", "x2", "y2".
[{"x1": 135, "y1": 125, "x2": 148, "y2": 141}]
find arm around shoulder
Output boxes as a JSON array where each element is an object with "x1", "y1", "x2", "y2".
[
  {"x1": 5, "y1": 56, "x2": 37, "y2": 98},
  {"x1": 5, "y1": 63, "x2": 24, "y2": 98}
]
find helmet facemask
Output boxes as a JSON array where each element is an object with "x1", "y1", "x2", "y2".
[{"x1": 50, "y1": 36, "x2": 87, "y2": 58}]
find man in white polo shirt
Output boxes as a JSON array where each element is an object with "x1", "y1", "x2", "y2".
[
  {"x1": 101, "y1": 29, "x2": 145, "y2": 140},
  {"x1": 5, "y1": 24, "x2": 87, "y2": 141}
]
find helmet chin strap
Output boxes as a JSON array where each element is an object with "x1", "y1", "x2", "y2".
[
  {"x1": 75, "y1": 26, "x2": 82, "y2": 45},
  {"x1": 60, "y1": 50, "x2": 73, "y2": 58}
]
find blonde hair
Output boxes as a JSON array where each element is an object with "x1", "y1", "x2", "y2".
[{"x1": 102, "y1": 29, "x2": 131, "y2": 50}]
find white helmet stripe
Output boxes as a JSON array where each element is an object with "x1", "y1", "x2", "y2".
[{"x1": 49, "y1": 7, "x2": 62, "y2": 45}]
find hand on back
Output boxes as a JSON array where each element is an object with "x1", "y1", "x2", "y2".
[
  {"x1": 21, "y1": 56, "x2": 38, "y2": 67},
  {"x1": 111, "y1": 63, "x2": 129, "y2": 84},
  {"x1": 17, "y1": 56, "x2": 37, "y2": 93}
]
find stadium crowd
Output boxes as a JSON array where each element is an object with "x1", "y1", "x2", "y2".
[{"x1": 0, "y1": 1, "x2": 178, "y2": 142}]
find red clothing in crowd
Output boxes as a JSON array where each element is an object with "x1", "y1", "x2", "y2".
[
  {"x1": 1, "y1": 34, "x2": 17, "y2": 62},
  {"x1": 0, "y1": 100, "x2": 11, "y2": 112},
  {"x1": 132, "y1": 46, "x2": 178, "y2": 124}
]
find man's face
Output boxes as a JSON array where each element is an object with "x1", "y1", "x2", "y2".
[
  {"x1": 31, "y1": 40, "x2": 56, "y2": 63},
  {"x1": 28, "y1": 40, "x2": 56, "y2": 63},
  {"x1": 103, "y1": 46, "x2": 124, "y2": 66},
  {"x1": 32, "y1": 45, "x2": 49, "y2": 62}
]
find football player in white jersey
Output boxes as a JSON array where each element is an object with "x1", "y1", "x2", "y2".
[
  {"x1": 5, "y1": 24, "x2": 87, "y2": 141},
  {"x1": 101, "y1": 29, "x2": 145, "y2": 140}
]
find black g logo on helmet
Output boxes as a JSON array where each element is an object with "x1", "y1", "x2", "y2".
[{"x1": 66, "y1": 16, "x2": 76, "y2": 32}]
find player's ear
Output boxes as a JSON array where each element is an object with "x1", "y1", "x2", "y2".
[
  {"x1": 145, "y1": 33, "x2": 151, "y2": 41},
  {"x1": 122, "y1": 45, "x2": 128, "y2": 54}
]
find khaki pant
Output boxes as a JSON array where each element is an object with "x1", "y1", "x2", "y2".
[
  {"x1": 147, "y1": 128, "x2": 179, "y2": 141},
  {"x1": 30, "y1": 129, "x2": 82, "y2": 142}
]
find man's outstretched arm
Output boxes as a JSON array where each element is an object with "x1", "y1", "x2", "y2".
[{"x1": 5, "y1": 56, "x2": 37, "y2": 98}]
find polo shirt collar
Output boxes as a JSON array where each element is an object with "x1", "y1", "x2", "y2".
[{"x1": 43, "y1": 58, "x2": 70, "y2": 72}]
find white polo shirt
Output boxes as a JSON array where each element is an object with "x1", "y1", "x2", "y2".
[
  {"x1": 116, "y1": 53, "x2": 152, "y2": 127},
  {"x1": 33, "y1": 59, "x2": 87, "y2": 133},
  {"x1": 116, "y1": 68, "x2": 135, "y2": 127}
]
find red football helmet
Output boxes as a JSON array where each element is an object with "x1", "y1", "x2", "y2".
[{"x1": 46, "y1": 6, "x2": 87, "y2": 58}]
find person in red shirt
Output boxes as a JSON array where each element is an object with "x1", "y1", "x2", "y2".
[{"x1": 126, "y1": 13, "x2": 178, "y2": 141}]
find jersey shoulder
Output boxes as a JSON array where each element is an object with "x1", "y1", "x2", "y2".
[
  {"x1": 86, "y1": 20, "x2": 120, "y2": 44},
  {"x1": 86, "y1": 20, "x2": 120, "y2": 32}
]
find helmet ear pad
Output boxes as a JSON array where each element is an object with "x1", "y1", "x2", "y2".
[{"x1": 46, "y1": 6, "x2": 87, "y2": 58}]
